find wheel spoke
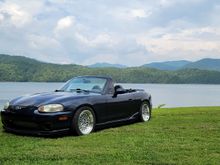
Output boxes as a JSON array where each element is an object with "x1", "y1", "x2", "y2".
[
  {"x1": 142, "y1": 103, "x2": 150, "y2": 121},
  {"x1": 78, "y1": 110, "x2": 94, "y2": 135}
]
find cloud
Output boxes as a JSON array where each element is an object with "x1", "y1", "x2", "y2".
[
  {"x1": 0, "y1": 13, "x2": 3, "y2": 22},
  {"x1": 28, "y1": 34, "x2": 61, "y2": 50},
  {"x1": 74, "y1": 32, "x2": 119, "y2": 48},
  {"x1": 27, "y1": 34, "x2": 71, "y2": 64},
  {"x1": 0, "y1": 0, "x2": 220, "y2": 66},
  {"x1": 130, "y1": 9, "x2": 151, "y2": 18},
  {"x1": 136, "y1": 26, "x2": 220, "y2": 61},
  {"x1": 159, "y1": 0, "x2": 206, "y2": 8},
  {"x1": 109, "y1": 7, "x2": 152, "y2": 21},
  {"x1": 55, "y1": 16, "x2": 75, "y2": 32},
  {"x1": 0, "y1": 2, "x2": 31, "y2": 27}
]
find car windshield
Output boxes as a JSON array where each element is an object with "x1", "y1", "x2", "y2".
[{"x1": 59, "y1": 77, "x2": 107, "y2": 93}]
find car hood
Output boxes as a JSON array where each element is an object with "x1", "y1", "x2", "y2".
[{"x1": 10, "y1": 91, "x2": 99, "y2": 107}]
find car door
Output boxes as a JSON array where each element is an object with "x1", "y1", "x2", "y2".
[{"x1": 105, "y1": 92, "x2": 136, "y2": 121}]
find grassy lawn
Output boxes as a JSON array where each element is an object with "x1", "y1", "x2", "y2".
[{"x1": 0, "y1": 107, "x2": 219, "y2": 165}]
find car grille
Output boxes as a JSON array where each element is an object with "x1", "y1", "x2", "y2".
[{"x1": 7, "y1": 105, "x2": 37, "y2": 112}]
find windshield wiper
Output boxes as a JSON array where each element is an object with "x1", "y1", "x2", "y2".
[
  {"x1": 54, "y1": 89, "x2": 65, "y2": 92},
  {"x1": 70, "y1": 88, "x2": 90, "y2": 93}
]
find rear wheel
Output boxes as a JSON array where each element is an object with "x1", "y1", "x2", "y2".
[
  {"x1": 140, "y1": 101, "x2": 151, "y2": 122},
  {"x1": 72, "y1": 106, "x2": 95, "y2": 136}
]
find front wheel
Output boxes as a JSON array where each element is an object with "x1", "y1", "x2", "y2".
[
  {"x1": 72, "y1": 106, "x2": 96, "y2": 136},
  {"x1": 139, "y1": 102, "x2": 151, "y2": 122}
]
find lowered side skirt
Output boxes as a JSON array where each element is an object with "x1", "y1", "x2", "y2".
[{"x1": 96, "y1": 112, "x2": 139, "y2": 126}]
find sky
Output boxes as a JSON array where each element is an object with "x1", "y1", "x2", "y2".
[{"x1": 0, "y1": 0, "x2": 220, "y2": 66}]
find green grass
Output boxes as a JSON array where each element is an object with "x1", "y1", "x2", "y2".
[{"x1": 0, "y1": 107, "x2": 219, "y2": 165}]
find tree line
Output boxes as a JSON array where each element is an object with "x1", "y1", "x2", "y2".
[{"x1": 1, "y1": 54, "x2": 220, "y2": 84}]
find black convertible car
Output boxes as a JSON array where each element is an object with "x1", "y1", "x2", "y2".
[{"x1": 1, "y1": 76, "x2": 152, "y2": 136}]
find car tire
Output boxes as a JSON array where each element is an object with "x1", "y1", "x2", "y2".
[
  {"x1": 139, "y1": 101, "x2": 151, "y2": 122},
  {"x1": 72, "y1": 106, "x2": 96, "y2": 136}
]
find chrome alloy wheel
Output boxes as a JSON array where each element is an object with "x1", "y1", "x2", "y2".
[
  {"x1": 78, "y1": 109, "x2": 94, "y2": 135},
  {"x1": 141, "y1": 103, "x2": 150, "y2": 121}
]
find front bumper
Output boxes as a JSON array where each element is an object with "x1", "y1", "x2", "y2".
[
  {"x1": 2, "y1": 125, "x2": 70, "y2": 136},
  {"x1": 1, "y1": 110, "x2": 73, "y2": 136}
]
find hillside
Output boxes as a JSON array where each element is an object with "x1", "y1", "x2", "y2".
[
  {"x1": 142, "y1": 60, "x2": 191, "y2": 70},
  {"x1": 183, "y1": 58, "x2": 220, "y2": 71},
  {"x1": 142, "y1": 58, "x2": 220, "y2": 71},
  {"x1": 1, "y1": 54, "x2": 220, "y2": 84}
]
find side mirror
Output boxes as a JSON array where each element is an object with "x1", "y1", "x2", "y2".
[{"x1": 113, "y1": 86, "x2": 124, "y2": 97}]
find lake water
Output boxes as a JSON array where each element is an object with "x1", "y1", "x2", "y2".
[{"x1": 0, "y1": 82, "x2": 220, "y2": 108}]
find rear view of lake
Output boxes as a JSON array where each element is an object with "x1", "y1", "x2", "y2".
[{"x1": 0, "y1": 82, "x2": 220, "y2": 108}]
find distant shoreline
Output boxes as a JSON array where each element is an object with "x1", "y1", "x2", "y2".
[{"x1": 1, "y1": 54, "x2": 220, "y2": 84}]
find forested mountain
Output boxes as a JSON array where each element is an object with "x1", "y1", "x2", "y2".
[
  {"x1": 142, "y1": 58, "x2": 220, "y2": 71},
  {"x1": 183, "y1": 58, "x2": 220, "y2": 71},
  {"x1": 142, "y1": 60, "x2": 191, "y2": 70},
  {"x1": 1, "y1": 54, "x2": 220, "y2": 84}
]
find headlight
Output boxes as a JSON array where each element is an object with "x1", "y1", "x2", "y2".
[
  {"x1": 3, "y1": 101, "x2": 10, "y2": 110},
  {"x1": 38, "y1": 104, "x2": 64, "y2": 113}
]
